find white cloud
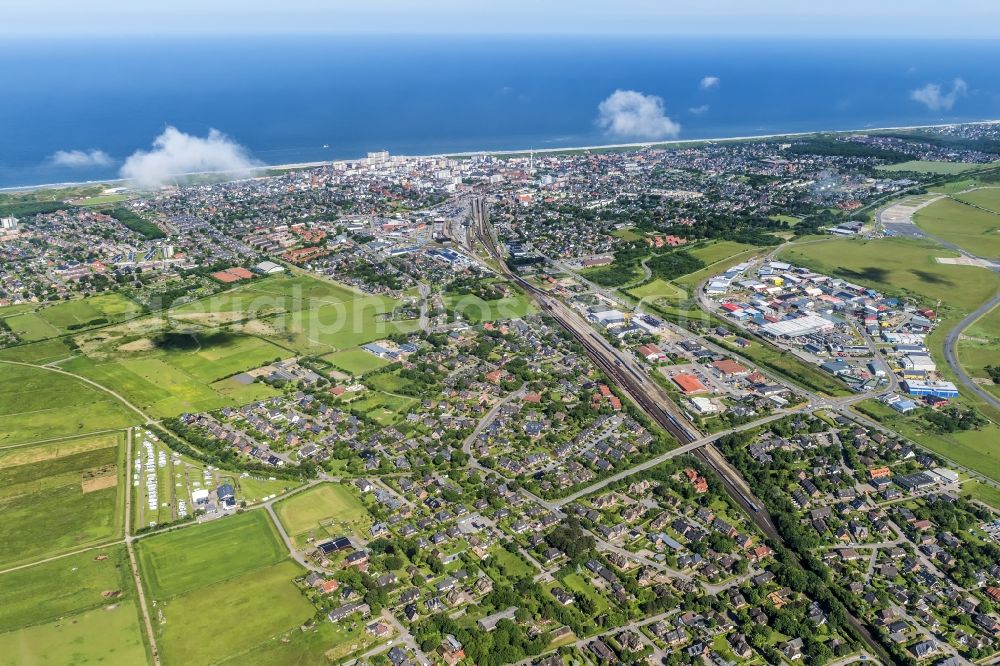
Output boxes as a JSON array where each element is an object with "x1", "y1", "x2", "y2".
[
  {"x1": 49, "y1": 149, "x2": 114, "y2": 168},
  {"x1": 120, "y1": 126, "x2": 261, "y2": 188},
  {"x1": 595, "y1": 90, "x2": 681, "y2": 140},
  {"x1": 699, "y1": 76, "x2": 720, "y2": 90},
  {"x1": 910, "y1": 78, "x2": 967, "y2": 111},
  {"x1": 689, "y1": 104, "x2": 710, "y2": 115}
]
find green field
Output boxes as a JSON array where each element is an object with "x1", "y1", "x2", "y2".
[
  {"x1": 675, "y1": 248, "x2": 760, "y2": 289},
  {"x1": 0, "y1": 338, "x2": 75, "y2": 364},
  {"x1": 914, "y1": 197, "x2": 1000, "y2": 260},
  {"x1": 959, "y1": 303, "x2": 1000, "y2": 396},
  {"x1": 0, "y1": 362, "x2": 138, "y2": 445},
  {"x1": 626, "y1": 278, "x2": 689, "y2": 303},
  {"x1": 169, "y1": 273, "x2": 417, "y2": 355},
  {"x1": 877, "y1": 160, "x2": 983, "y2": 175},
  {"x1": 60, "y1": 330, "x2": 284, "y2": 418},
  {"x1": 962, "y1": 480, "x2": 1000, "y2": 511},
  {"x1": 342, "y1": 389, "x2": 418, "y2": 426},
  {"x1": 274, "y1": 483, "x2": 371, "y2": 547},
  {"x1": 686, "y1": 240, "x2": 755, "y2": 265},
  {"x1": 217, "y1": 619, "x2": 380, "y2": 666},
  {"x1": 0, "y1": 545, "x2": 133, "y2": 633},
  {"x1": 0, "y1": 433, "x2": 125, "y2": 567},
  {"x1": 155, "y1": 560, "x2": 313, "y2": 665},
  {"x1": 445, "y1": 293, "x2": 536, "y2": 323},
  {"x1": 3, "y1": 293, "x2": 141, "y2": 342},
  {"x1": 489, "y1": 547, "x2": 535, "y2": 579},
  {"x1": 952, "y1": 186, "x2": 1000, "y2": 213},
  {"x1": 560, "y1": 572, "x2": 609, "y2": 614},
  {"x1": 0, "y1": 602, "x2": 149, "y2": 666},
  {"x1": 135, "y1": 510, "x2": 287, "y2": 599},
  {"x1": 323, "y1": 347, "x2": 390, "y2": 375},
  {"x1": 136, "y1": 510, "x2": 315, "y2": 666}
]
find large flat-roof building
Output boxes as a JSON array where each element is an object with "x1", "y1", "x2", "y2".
[
  {"x1": 901, "y1": 380, "x2": 959, "y2": 398},
  {"x1": 760, "y1": 314, "x2": 834, "y2": 339}
]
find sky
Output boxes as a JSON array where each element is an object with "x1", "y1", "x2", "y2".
[{"x1": 4, "y1": 0, "x2": 1000, "y2": 38}]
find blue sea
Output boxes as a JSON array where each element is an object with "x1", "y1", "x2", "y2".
[{"x1": 1, "y1": 36, "x2": 999, "y2": 188}]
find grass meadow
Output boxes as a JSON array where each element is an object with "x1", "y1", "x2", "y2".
[
  {"x1": 914, "y1": 197, "x2": 1000, "y2": 260},
  {"x1": 135, "y1": 510, "x2": 286, "y2": 599},
  {"x1": 274, "y1": 483, "x2": 371, "y2": 547},
  {"x1": 0, "y1": 363, "x2": 138, "y2": 445},
  {"x1": 0, "y1": 432, "x2": 125, "y2": 567},
  {"x1": 136, "y1": 510, "x2": 313, "y2": 665}
]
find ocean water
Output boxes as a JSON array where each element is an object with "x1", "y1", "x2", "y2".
[{"x1": 1, "y1": 36, "x2": 999, "y2": 188}]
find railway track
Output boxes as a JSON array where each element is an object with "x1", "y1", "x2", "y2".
[
  {"x1": 464, "y1": 198, "x2": 892, "y2": 663},
  {"x1": 468, "y1": 197, "x2": 699, "y2": 445}
]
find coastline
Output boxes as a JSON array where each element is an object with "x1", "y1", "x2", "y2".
[{"x1": 3, "y1": 119, "x2": 999, "y2": 194}]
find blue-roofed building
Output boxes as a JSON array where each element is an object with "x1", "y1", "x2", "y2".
[
  {"x1": 901, "y1": 380, "x2": 959, "y2": 398},
  {"x1": 217, "y1": 483, "x2": 235, "y2": 503}
]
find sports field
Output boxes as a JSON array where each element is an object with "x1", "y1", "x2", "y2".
[
  {"x1": 323, "y1": 347, "x2": 391, "y2": 375},
  {"x1": 0, "y1": 363, "x2": 138, "y2": 445},
  {"x1": 913, "y1": 197, "x2": 1000, "y2": 260},
  {"x1": 135, "y1": 510, "x2": 286, "y2": 599},
  {"x1": 0, "y1": 432, "x2": 125, "y2": 567},
  {"x1": 274, "y1": 482, "x2": 371, "y2": 547}
]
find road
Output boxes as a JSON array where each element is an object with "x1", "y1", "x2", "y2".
[
  {"x1": 874, "y1": 191, "x2": 1000, "y2": 411},
  {"x1": 459, "y1": 200, "x2": 894, "y2": 663},
  {"x1": 461, "y1": 384, "x2": 525, "y2": 456},
  {"x1": 124, "y1": 428, "x2": 162, "y2": 666},
  {"x1": 944, "y1": 293, "x2": 1000, "y2": 412}
]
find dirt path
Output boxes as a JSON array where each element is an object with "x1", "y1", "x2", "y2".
[{"x1": 124, "y1": 427, "x2": 161, "y2": 666}]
